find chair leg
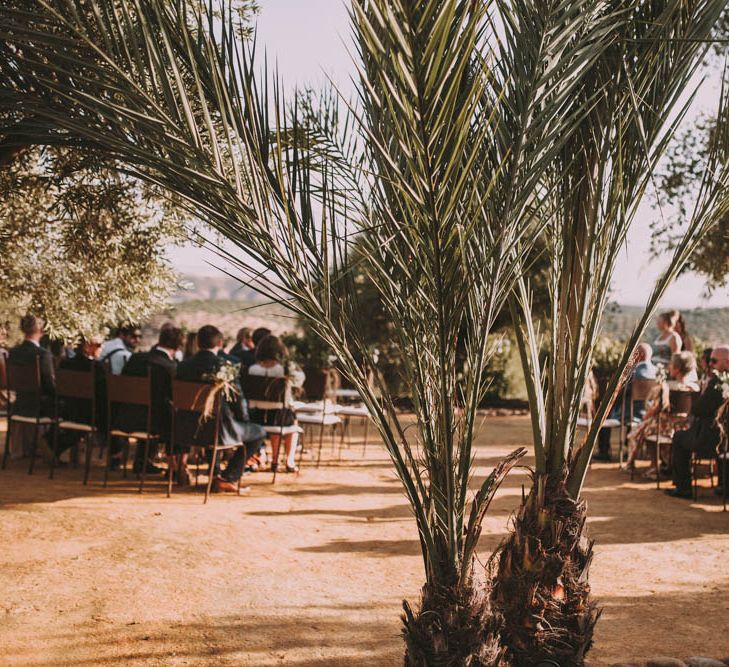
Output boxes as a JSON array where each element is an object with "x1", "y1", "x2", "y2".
[
  {"x1": 167, "y1": 450, "x2": 174, "y2": 499},
  {"x1": 2, "y1": 419, "x2": 12, "y2": 470},
  {"x1": 654, "y1": 440, "x2": 660, "y2": 490},
  {"x1": 139, "y1": 438, "x2": 151, "y2": 494},
  {"x1": 27, "y1": 423, "x2": 40, "y2": 475},
  {"x1": 316, "y1": 425, "x2": 324, "y2": 468},
  {"x1": 122, "y1": 440, "x2": 129, "y2": 479},
  {"x1": 49, "y1": 425, "x2": 60, "y2": 480},
  {"x1": 204, "y1": 447, "x2": 217, "y2": 504},
  {"x1": 692, "y1": 455, "x2": 698, "y2": 501},
  {"x1": 104, "y1": 431, "x2": 113, "y2": 488},
  {"x1": 83, "y1": 435, "x2": 94, "y2": 485}
]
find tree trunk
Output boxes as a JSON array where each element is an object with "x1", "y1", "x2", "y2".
[
  {"x1": 492, "y1": 471, "x2": 600, "y2": 666},
  {"x1": 403, "y1": 576, "x2": 507, "y2": 667}
]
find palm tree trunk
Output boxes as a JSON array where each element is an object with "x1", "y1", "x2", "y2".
[
  {"x1": 403, "y1": 574, "x2": 507, "y2": 667},
  {"x1": 492, "y1": 470, "x2": 600, "y2": 666}
]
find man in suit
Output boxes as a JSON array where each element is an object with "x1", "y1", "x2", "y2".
[
  {"x1": 235, "y1": 327, "x2": 271, "y2": 369},
  {"x1": 667, "y1": 344, "x2": 729, "y2": 499},
  {"x1": 115, "y1": 326, "x2": 182, "y2": 476},
  {"x1": 228, "y1": 327, "x2": 253, "y2": 361},
  {"x1": 8, "y1": 315, "x2": 56, "y2": 417},
  {"x1": 176, "y1": 325, "x2": 266, "y2": 493}
]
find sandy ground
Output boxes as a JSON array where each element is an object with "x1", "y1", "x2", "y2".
[{"x1": 1, "y1": 416, "x2": 728, "y2": 667}]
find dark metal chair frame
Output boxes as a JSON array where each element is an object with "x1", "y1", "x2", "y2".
[
  {"x1": 2, "y1": 358, "x2": 56, "y2": 474},
  {"x1": 51, "y1": 366, "x2": 98, "y2": 484},
  {"x1": 170, "y1": 379, "x2": 239, "y2": 503},
  {"x1": 241, "y1": 374, "x2": 304, "y2": 483},
  {"x1": 105, "y1": 368, "x2": 157, "y2": 492}
]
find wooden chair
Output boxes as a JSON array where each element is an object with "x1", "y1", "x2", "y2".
[
  {"x1": 643, "y1": 387, "x2": 695, "y2": 490},
  {"x1": 2, "y1": 358, "x2": 56, "y2": 474},
  {"x1": 170, "y1": 379, "x2": 237, "y2": 503},
  {"x1": 105, "y1": 369, "x2": 156, "y2": 492},
  {"x1": 51, "y1": 367, "x2": 98, "y2": 484},
  {"x1": 241, "y1": 374, "x2": 305, "y2": 483}
]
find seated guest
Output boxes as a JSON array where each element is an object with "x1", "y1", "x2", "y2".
[
  {"x1": 595, "y1": 344, "x2": 658, "y2": 462},
  {"x1": 699, "y1": 347, "x2": 713, "y2": 392},
  {"x1": 672, "y1": 310, "x2": 694, "y2": 353},
  {"x1": 238, "y1": 327, "x2": 272, "y2": 368},
  {"x1": 100, "y1": 325, "x2": 142, "y2": 375},
  {"x1": 667, "y1": 344, "x2": 729, "y2": 499},
  {"x1": 115, "y1": 326, "x2": 183, "y2": 477},
  {"x1": 652, "y1": 311, "x2": 682, "y2": 366},
  {"x1": 9, "y1": 315, "x2": 56, "y2": 416},
  {"x1": 7, "y1": 315, "x2": 56, "y2": 460},
  {"x1": 51, "y1": 336, "x2": 107, "y2": 462},
  {"x1": 228, "y1": 327, "x2": 254, "y2": 361},
  {"x1": 248, "y1": 334, "x2": 305, "y2": 473},
  {"x1": 176, "y1": 325, "x2": 266, "y2": 493},
  {"x1": 154, "y1": 321, "x2": 184, "y2": 361},
  {"x1": 622, "y1": 351, "x2": 698, "y2": 476},
  {"x1": 182, "y1": 330, "x2": 199, "y2": 360}
]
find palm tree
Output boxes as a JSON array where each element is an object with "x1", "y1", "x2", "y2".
[
  {"x1": 492, "y1": 1, "x2": 729, "y2": 664},
  {"x1": 0, "y1": 1, "x2": 659, "y2": 663}
]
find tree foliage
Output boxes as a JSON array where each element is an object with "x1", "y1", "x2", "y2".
[
  {"x1": 0, "y1": 147, "x2": 185, "y2": 339},
  {"x1": 652, "y1": 7, "x2": 729, "y2": 292}
]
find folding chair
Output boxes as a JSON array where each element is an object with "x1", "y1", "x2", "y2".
[
  {"x1": 105, "y1": 368, "x2": 156, "y2": 492},
  {"x1": 51, "y1": 366, "x2": 98, "y2": 483},
  {"x1": 171, "y1": 379, "x2": 239, "y2": 503},
  {"x1": 241, "y1": 374, "x2": 306, "y2": 483},
  {"x1": 2, "y1": 358, "x2": 56, "y2": 474}
]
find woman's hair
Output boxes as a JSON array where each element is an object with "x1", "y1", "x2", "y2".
[
  {"x1": 255, "y1": 334, "x2": 288, "y2": 363},
  {"x1": 670, "y1": 351, "x2": 696, "y2": 379},
  {"x1": 183, "y1": 331, "x2": 199, "y2": 359},
  {"x1": 658, "y1": 310, "x2": 679, "y2": 328}
]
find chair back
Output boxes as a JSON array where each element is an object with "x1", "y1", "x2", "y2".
[
  {"x1": 171, "y1": 379, "x2": 219, "y2": 414},
  {"x1": 56, "y1": 368, "x2": 95, "y2": 401},
  {"x1": 241, "y1": 374, "x2": 286, "y2": 410},
  {"x1": 0, "y1": 352, "x2": 7, "y2": 390},
  {"x1": 6, "y1": 358, "x2": 41, "y2": 393},
  {"x1": 669, "y1": 388, "x2": 695, "y2": 416},
  {"x1": 631, "y1": 378, "x2": 657, "y2": 402},
  {"x1": 303, "y1": 367, "x2": 338, "y2": 402},
  {"x1": 105, "y1": 367, "x2": 151, "y2": 407}
]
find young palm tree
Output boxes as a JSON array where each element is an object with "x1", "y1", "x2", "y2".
[
  {"x1": 0, "y1": 1, "x2": 659, "y2": 663},
  {"x1": 492, "y1": 1, "x2": 729, "y2": 664}
]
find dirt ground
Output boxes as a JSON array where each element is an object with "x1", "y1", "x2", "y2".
[{"x1": 1, "y1": 416, "x2": 728, "y2": 667}]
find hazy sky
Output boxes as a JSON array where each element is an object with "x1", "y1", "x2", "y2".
[{"x1": 171, "y1": 1, "x2": 729, "y2": 309}]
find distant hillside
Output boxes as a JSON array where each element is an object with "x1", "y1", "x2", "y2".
[
  {"x1": 601, "y1": 304, "x2": 729, "y2": 345},
  {"x1": 172, "y1": 274, "x2": 260, "y2": 302},
  {"x1": 168, "y1": 277, "x2": 729, "y2": 346}
]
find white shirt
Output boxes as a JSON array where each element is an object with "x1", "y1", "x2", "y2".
[
  {"x1": 248, "y1": 362, "x2": 305, "y2": 407},
  {"x1": 100, "y1": 337, "x2": 132, "y2": 375}
]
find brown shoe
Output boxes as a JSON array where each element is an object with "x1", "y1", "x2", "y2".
[{"x1": 212, "y1": 477, "x2": 239, "y2": 494}]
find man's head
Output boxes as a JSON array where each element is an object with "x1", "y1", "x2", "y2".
[
  {"x1": 119, "y1": 325, "x2": 142, "y2": 350},
  {"x1": 236, "y1": 327, "x2": 253, "y2": 349},
  {"x1": 710, "y1": 345, "x2": 729, "y2": 373},
  {"x1": 197, "y1": 325, "x2": 224, "y2": 351},
  {"x1": 635, "y1": 342, "x2": 653, "y2": 364},
  {"x1": 20, "y1": 314, "x2": 44, "y2": 341},
  {"x1": 158, "y1": 326, "x2": 184, "y2": 352},
  {"x1": 78, "y1": 335, "x2": 104, "y2": 360},
  {"x1": 252, "y1": 327, "x2": 272, "y2": 348}
]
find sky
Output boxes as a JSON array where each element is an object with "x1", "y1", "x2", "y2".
[{"x1": 170, "y1": 1, "x2": 729, "y2": 309}]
